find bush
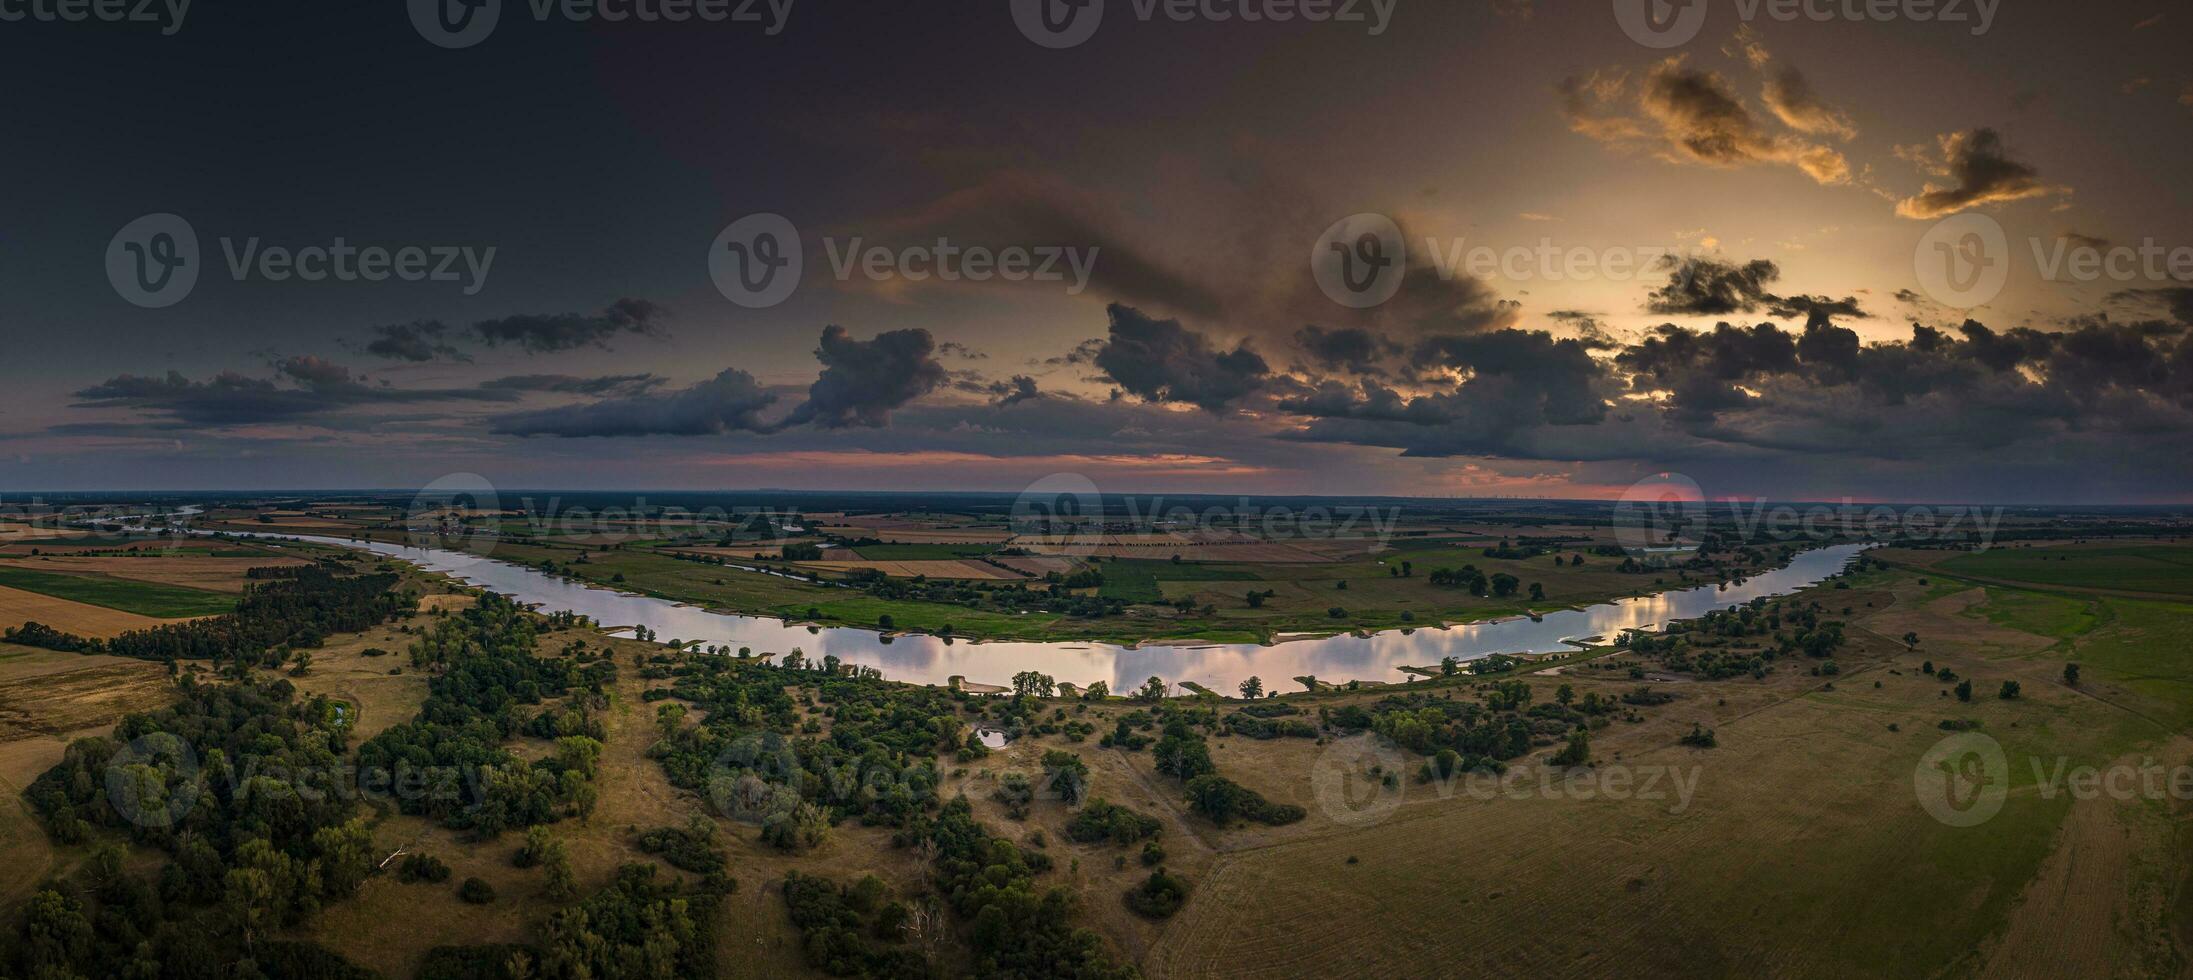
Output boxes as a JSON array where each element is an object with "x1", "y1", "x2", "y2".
[
  {"x1": 458, "y1": 877, "x2": 497, "y2": 904},
  {"x1": 1064, "y1": 798, "x2": 1163, "y2": 846},
  {"x1": 398, "y1": 852, "x2": 452, "y2": 884},
  {"x1": 1184, "y1": 774, "x2": 1304, "y2": 826},
  {"x1": 1678, "y1": 724, "x2": 1717, "y2": 748},
  {"x1": 1998, "y1": 680, "x2": 2021, "y2": 700},
  {"x1": 1124, "y1": 869, "x2": 1191, "y2": 919}
]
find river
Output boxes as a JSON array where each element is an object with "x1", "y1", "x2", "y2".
[{"x1": 214, "y1": 530, "x2": 1868, "y2": 693}]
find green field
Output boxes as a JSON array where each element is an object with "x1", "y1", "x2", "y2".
[
  {"x1": 1939, "y1": 544, "x2": 2193, "y2": 596},
  {"x1": 849, "y1": 543, "x2": 997, "y2": 560},
  {"x1": 1095, "y1": 560, "x2": 1259, "y2": 602},
  {"x1": 0, "y1": 565, "x2": 237, "y2": 618}
]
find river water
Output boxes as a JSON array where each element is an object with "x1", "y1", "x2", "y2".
[{"x1": 226, "y1": 531, "x2": 1867, "y2": 693}]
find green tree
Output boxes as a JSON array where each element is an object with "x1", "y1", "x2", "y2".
[{"x1": 1238, "y1": 675, "x2": 1263, "y2": 700}]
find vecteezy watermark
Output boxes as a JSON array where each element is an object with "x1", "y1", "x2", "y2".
[
  {"x1": 408, "y1": 473, "x2": 504, "y2": 566},
  {"x1": 709, "y1": 213, "x2": 1100, "y2": 308},
  {"x1": 1012, "y1": 0, "x2": 1397, "y2": 49},
  {"x1": 1008, "y1": 474, "x2": 1404, "y2": 559},
  {"x1": 1613, "y1": 472, "x2": 1709, "y2": 555},
  {"x1": 1614, "y1": 473, "x2": 2007, "y2": 552},
  {"x1": 1913, "y1": 212, "x2": 2011, "y2": 309},
  {"x1": 1917, "y1": 732, "x2": 2193, "y2": 828},
  {"x1": 1314, "y1": 213, "x2": 1705, "y2": 310},
  {"x1": 99, "y1": 735, "x2": 606, "y2": 828},
  {"x1": 0, "y1": 0, "x2": 190, "y2": 35},
  {"x1": 409, "y1": 0, "x2": 793, "y2": 49},
  {"x1": 1311, "y1": 735, "x2": 1704, "y2": 829},
  {"x1": 1913, "y1": 212, "x2": 2193, "y2": 311},
  {"x1": 1423, "y1": 237, "x2": 1689, "y2": 285},
  {"x1": 106, "y1": 213, "x2": 200, "y2": 309},
  {"x1": 105, "y1": 214, "x2": 496, "y2": 308},
  {"x1": 1010, "y1": 472, "x2": 1106, "y2": 557},
  {"x1": 1311, "y1": 212, "x2": 1407, "y2": 309},
  {"x1": 1614, "y1": 0, "x2": 1999, "y2": 49},
  {"x1": 402, "y1": 477, "x2": 812, "y2": 562}
]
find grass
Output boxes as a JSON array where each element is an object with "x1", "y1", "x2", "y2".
[
  {"x1": 851, "y1": 543, "x2": 997, "y2": 560},
  {"x1": 0, "y1": 565, "x2": 236, "y2": 618},
  {"x1": 1939, "y1": 544, "x2": 2193, "y2": 596},
  {"x1": 1096, "y1": 560, "x2": 1259, "y2": 603},
  {"x1": 1975, "y1": 587, "x2": 2103, "y2": 641}
]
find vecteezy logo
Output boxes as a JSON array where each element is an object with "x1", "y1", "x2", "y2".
[
  {"x1": 409, "y1": 0, "x2": 501, "y2": 49},
  {"x1": 104, "y1": 733, "x2": 201, "y2": 829},
  {"x1": 1613, "y1": 0, "x2": 1709, "y2": 48},
  {"x1": 1915, "y1": 732, "x2": 2008, "y2": 827},
  {"x1": 1311, "y1": 213, "x2": 1406, "y2": 310},
  {"x1": 106, "y1": 213, "x2": 201, "y2": 309},
  {"x1": 1310, "y1": 734, "x2": 1408, "y2": 828},
  {"x1": 1612, "y1": 472, "x2": 1707, "y2": 556},
  {"x1": 1914, "y1": 211, "x2": 2010, "y2": 310},
  {"x1": 1011, "y1": 0, "x2": 1104, "y2": 49},
  {"x1": 1010, "y1": 472, "x2": 1104, "y2": 558},
  {"x1": 408, "y1": 472, "x2": 502, "y2": 567},
  {"x1": 710, "y1": 213, "x2": 804, "y2": 309}
]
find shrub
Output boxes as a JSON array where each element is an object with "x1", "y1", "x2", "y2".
[
  {"x1": 1064, "y1": 798, "x2": 1162, "y2": 846},
  {"x1": 1123, "y1": 869, "x2": 1190, "y2": 919},
  {"x1": 458, "y1": 877, "x2": 497, "y2": 904},
  {"x1": 398, "y1": 853, "x2": 452, "y2": 884}
]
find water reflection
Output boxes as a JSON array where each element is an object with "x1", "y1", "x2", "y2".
[{"x1": 235, "y1": 533, "x2": 1866, "y2": 693}]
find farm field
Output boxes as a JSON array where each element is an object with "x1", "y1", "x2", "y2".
[
  {"x1": 0, "y1": 564, "x2": 238, "y2": 618},
  {"x1": 0, "y1": 554, "x2": 307, "y2": 593},
  {"x1": 0, "y1": 584, "x2": 185, "y2": 637},
  {"x1": 1933, "y1": 543, "x2": 2193, "y2": 597}
]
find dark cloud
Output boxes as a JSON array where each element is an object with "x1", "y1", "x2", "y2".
[
  {"x1": 2108, "y1": 287, "x2": 2193, "y2": 325},
  {"x1": 1646, "y1": 257, "x2": 1782, "y2": 316},
  {"x1": 72, "y1": 357, "x2": 515, "y2": 428},
  {"x1": 1895, "y1": 129, "x2": 2065, "y2": 219},
  {"x1": 481, "y1": 374, "x2": 667, "y2": 396},
  {"x1": 491, "y1": 369, "x2": 778, "y2": 438},
  {"x1": 1564, "y1": 57, "x2": 1851, "y2": 186},
  {"x1": 362, "y1": 320, "x2": 467, "y2": 362},
  {"x1": 778, "y1": 326, "x2": 950, "y2": 430},
  {"x1": 473, "y1": 298, "x2": 669, "y2": 353},
  {"x1": 1644, "y1": 256, "x2": 1868, "y2": 324},
  {"x1": 1092, "y1": 304, "x2": 1272, "y2": 414},
  {"x1": 937, "y1": 341, "x2": 988, "y2": 360},
  {"x1": 1295, "y1": 325, "x2": 1401, "y2": 375},
  {"x1": 1280, "y1": 330, "x2": 1613, "y2": 458},
  {"x1": 989, "y1": 375, "x2": 1042, "y2": 407}
]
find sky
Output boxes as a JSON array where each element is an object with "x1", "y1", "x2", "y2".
[{"x1": 2, "y1": 0, "x2": 2190, "y2": 503}]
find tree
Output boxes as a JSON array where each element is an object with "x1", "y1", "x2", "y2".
[
  {"x1": 655, "y1": 702, "x2": 687, "y2": 741},
  {"x1": 1551, "y1": 729, "x2": 1590, "y2": 767},
  {"x1": 1012, "y1": 670, "x2": 1057, "y2": 699},
  {"x1": 1998, "y1": 680, "x2": 2021, "y2": 700},
  {"x1": 1238, "y1": 675, "x2": 1263, "y2": 700},
  {"x1": 1490, "y1": 573, "x2": 1520, "y2": 597},
  {"x1": 2063, "y1": 663, "x2": 2081, "y2": 686},
  {"x1": 1555, "y1": 683, "x2": 1574, "y2": 706},
  {"x1": 1135, "y1": 676, "x2": 1169, "y2": 703},
  {"x1": 1903, "y1": 632, "x2": 1920, "y2": 649},
  {"x1": 1042, "y1": 750, "x2": 1091, "y2": 805},
  {"x1": 1082, "y1": 680, "x2": 1110, "y2": 700},
  {"x1": 1954, "y1": 679, "x2": 1974, "y2": 702},
  {"x1": 1439, "y1": 656, "x2": 1459, "y2": 676},
  {"x1": 1245, "y1": 591, "x2": 1267, "y2": 609},
  {"x1": 1528, "y1": 582, "x2": 1544, "y2": 601}
]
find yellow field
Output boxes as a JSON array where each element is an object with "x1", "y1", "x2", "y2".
[
  {"x1": 0, "y1": 584, "x2": 181, "y2": 637},
  {"x1": 801, "y1": 559, "x2": 1027, "y2": 580},
  {"x1": 0, "y1": 646, "x2": 174, "y2": 912},
  {"x1": 0, "y1": 555, "x2": 308, "y2": 593}
]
